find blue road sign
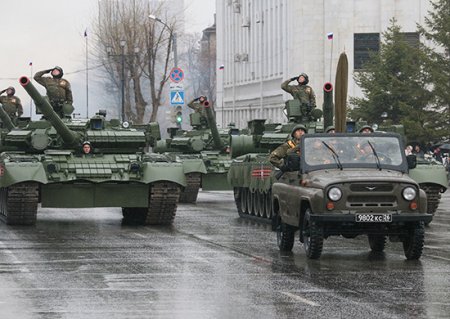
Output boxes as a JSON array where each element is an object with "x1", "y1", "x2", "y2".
[{"x1": 170, "y1": 90, "x2": 185, "y2": 105}]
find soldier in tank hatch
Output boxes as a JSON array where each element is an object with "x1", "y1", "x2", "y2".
[
  {"x1": 281, "y1": 73, "x2": 316, "y2": 115},
  {"x1": 34, "y1": 66, "x2": 73, "y2": 118},
  {"x1": 269, "y1": 124, "x2": 307, "y2": 169},
  {"x1": 0, "y1": 86, "x2": 23, "y2": 122}
]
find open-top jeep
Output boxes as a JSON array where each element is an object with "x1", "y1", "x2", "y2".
[{"x1": 273, "y1": 133, "x2": 431, "y2": 260}]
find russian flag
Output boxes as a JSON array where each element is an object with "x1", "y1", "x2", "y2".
[
  {"x1": 29, "y1": 62, "x2": 32, "y2": 66},
  {"x1": 327, "y1": 32, "x2": 333, "y2": 40},
  {"x1": 219, "y1": 64, "x2": 224, "y2": 70}
]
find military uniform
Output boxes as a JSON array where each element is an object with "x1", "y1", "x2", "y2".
[
  {"x1": 281, "y1": 79, "x2": 316, "y2": 110},
  {"x1": 269, "y1": 139, "x2": 299, "y2": 168},
  {"x1": 0, "y1": 89, "x2": 23, "y2": 122},
  {"x1": 34, "y1": 69, "x2": 73, "y2": 117}
]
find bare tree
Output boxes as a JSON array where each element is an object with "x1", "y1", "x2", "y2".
[{"x1": 92, "y1": 0, "x2": 177, "y2": 124}]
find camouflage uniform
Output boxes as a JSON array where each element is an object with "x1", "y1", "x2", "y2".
[
  {"x1": 0, "y1": 88, "x2": 23, "y2": 122},
  {"x1": 281, "y1": 78, "x2": 316, "y2": 113},
  {"x1": 34, "y1": 68, "x2": 73, "y2": 117},
  {"x1": 269, "y1": 124, "x2": 307, "y2": 168},
  {"x1": 269, "y1": 139, "x2": 299, "y2": 168},
  {"x1": 187, "y1": 98, "x2": 207, "y2": 117}
]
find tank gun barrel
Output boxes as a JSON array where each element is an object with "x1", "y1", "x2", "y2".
[
  {"x1": 203, "y1": 101, "x2": 224, "y2": 150},
  {"x1": 19, "y1": 76, "x2": 79, "y2": 145},
  {"x1": 0, "y1": 103, "x2": 16, "y2": 131},
  {"x1": 323, "y1": 82, "x2": 334, "y2": 129}
]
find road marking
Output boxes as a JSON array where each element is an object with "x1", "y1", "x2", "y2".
[
  {"x1": 426, "y1": 254, "x2": 450, "y2": 262},
  {"x1": 281, "y1": 292, "x2": 320, "y2": 306}
]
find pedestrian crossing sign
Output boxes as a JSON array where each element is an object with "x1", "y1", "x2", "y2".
[{"x1": 170, "y1": 90, "x2": 184, "y2": 105}]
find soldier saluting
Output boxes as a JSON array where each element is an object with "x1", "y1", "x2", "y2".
[
  {"x1": 0, "y1": 86, "x2": 23, "y2": 123},
  {"x1": 34, "y1": 66, "x2": 73, "y2": 118},
  {"x1": 281, "y1": 73, "x2": 316, "y2": 115}
]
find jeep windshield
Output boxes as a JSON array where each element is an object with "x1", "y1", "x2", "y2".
[{"x1": 302, "y1": 133, "x2": 407, "y2": 172}]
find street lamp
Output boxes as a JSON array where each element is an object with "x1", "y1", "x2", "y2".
[
  {"x1": 106, "y1": 40, "x2": 139, "y2": 122},
  {"x1": 148, "y1": 14, "x2": 177, "y2": 68}
]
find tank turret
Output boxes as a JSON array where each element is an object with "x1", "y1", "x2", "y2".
[
  {"x1": 203, "y1": 101, "x2": 224, "y2": 151},
  {"x1": 0, "y1": 103, "x2": 16, "y2": 131},
  {"x1": 19, "y1": 76, "x2": 79, "y2": 145}
]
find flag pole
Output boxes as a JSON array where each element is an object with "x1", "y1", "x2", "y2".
[
  {"x1": 85, "y1": 29, "x2": 89, "y2": 118},
  {"x1": 329, "y1": 35, "x2": 333, "y2": 82}
]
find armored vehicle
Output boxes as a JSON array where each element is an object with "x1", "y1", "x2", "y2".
[
  {"x1": 274, "y1": 133, "x2": 430, "y2": 260},
  {"x1": 228, "y1": 83, "x2": 332, "y2": 223},
  {"x1": 154, "y1": 100, "x2": 237, "y2": 203},
  {"x1": 0, "y1": 76, "x2": 186, "y2": 226}
]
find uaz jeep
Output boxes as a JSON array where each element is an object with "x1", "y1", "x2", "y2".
[{"x1": 273, "y1": 133, "x2": 430, "y2": 259}]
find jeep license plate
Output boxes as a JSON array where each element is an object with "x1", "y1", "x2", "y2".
[{"x1": 355, "y1": 214, "x2": 392, "y2": 223}]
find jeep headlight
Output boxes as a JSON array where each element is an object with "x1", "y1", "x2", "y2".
[
  {"x1": 402, "y1": 187, "x2": 416, "y2": 201},
  {"x1": 328, "y1": 187, "x2": 342, "y2": 201}
]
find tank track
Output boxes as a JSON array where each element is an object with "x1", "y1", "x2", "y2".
[
  {"x1": 179, "y1": 173, "x2": 201, "y2": 203},
  {"x1": 233, "y1": 187, "x2": 273, "y2": 225},
  {"x1": 122, "y1": 182, "x2": 181, "y2": 225},
  {"x1": 0, "y1": 182, "x2": 39, "y2": 225},
  {"x1": 420, "y1": 184, "x2": 442, "y2": 215}
]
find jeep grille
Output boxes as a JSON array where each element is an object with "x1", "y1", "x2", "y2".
[{"x1": 349, "y1": 183, "x2": 394, "y2": 192}]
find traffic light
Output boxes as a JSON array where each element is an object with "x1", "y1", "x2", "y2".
[{"x1": 175, "y1": 106, "x2": 182, "y2": 127}]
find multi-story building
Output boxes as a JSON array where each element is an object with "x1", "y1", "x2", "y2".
[{"x1": 216, "y1": 0, "x2": 433, "y2": 128}]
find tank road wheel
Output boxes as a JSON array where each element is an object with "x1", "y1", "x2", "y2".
[
  {"x1": 403, "y1": 222, "x2": 425, "y2": 260},
  {"x1": 302, "y1": 209, "x2": 324, "y2": 259},
  {"x1": 420, "y1": 184, "x2": 442, "y2": 215},
  {"x1": 179, "y1": 173, "x2": 201, "y2": 203},
  {"x1": 0, "y1": 182, "x2": 39, "y2": 226},
  {"x1": 240, "y1": 188, "x2": 248, "y2": 215},
  {"x1": 247, "y1": 190, "x2": 254, "y2": 215},
  {"x1": 368, "y1": 235, "x2": 387, "y2": 252},
  {"x1": 255, "y1": 191, "x2": 262, "y2": 217},
  {"x1": 277, "y1": 222, "x2": 295, "y2": 252},
  {"x1": 264, "y1": 191, "x2": 272, "y2": 219},
  {"x1": 145, "y1": 182, "x2": 181, "y2": 225}
]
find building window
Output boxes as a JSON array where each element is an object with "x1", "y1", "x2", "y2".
[
  {"x1": 402, "y1": 32, "x2": 420, "y2": 48},
  {"x1": 354, "y1": 33, "x2": 380, "y2": 70}
]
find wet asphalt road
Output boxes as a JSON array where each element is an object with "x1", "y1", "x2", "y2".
[{"x1": 1, "y1": 191, "x2": 450, "y2": 319}]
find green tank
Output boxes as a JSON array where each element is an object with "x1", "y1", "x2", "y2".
[
  {"x1": 0, "y1": 76, "x2": 186, "y2": 226},
  {"x1": 227, "y1": 83, "x2": 331, "y2": 224},
  {"x1": 154, "y1": 100, "x2": 237, "y2": 203}
]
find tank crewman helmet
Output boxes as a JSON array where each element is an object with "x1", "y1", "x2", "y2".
[
  {"x1": 358, "y1": 125, "x2": 374, "y2": 133},
  {"x1": 6, "y1": 86, "x2": 15, "y2": 96},
  {"x1": 51, "y1": 66, "x2": 64, "y2": 79},
  {"x1": 325, "y1": 126, "x2": 335, "y2": 133},
  {"x1": 291, "y1": 124, "x2": 307, "y2": 137},
  {"x1": 297, "y1": 73, "x2": 309, "y2": 85},
  {"x1": 82, "y1": 141, "x2": 92, "y2": 154}
]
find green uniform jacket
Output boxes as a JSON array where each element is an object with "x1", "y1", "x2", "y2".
[
  {"x1": 187, "y1": 99, "x2": 206, "y2": 116},
  {"x1": 269, "y1": 139, "x2": 299, "y2": 168},
  {"x1": 281, "y1": 79, "x2": 316, "y2": 109},
  {"x1": 0, "y1": 95, "x2": 23, "y2": 118},
  {"x1": 34, "y1": 70, "x2": 73, "y2": 105}
]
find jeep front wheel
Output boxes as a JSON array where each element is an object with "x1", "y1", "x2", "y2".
[
  {"x1": 403, "y1": 222, "x2": 425, "y2": 260},
  {"x1": 302, "y1": 209, "x2": 323, "y2": 259},
  {"x1": 368, "y1": 234, "x2": 387, "y2": 252},
  {"x1": 277, "y1": 223, "x2": 295, "y2": 252}
]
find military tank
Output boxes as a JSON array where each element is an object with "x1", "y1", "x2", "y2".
[
  {"x1": 227, "y1": 82, "x2": 331, "y2": 225},
  {"x1": 154, "y1": 100, "x2": 237, "y2": 203},
  {"x1": 0, "y1": 76, "x2": 186, "y2": 226}
]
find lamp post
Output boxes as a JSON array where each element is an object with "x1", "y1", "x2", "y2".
[
  {"x1": 106, "y1": 40, "x2": 139, "y2": 122},
  {"x1": 148, "y1": 14, "x2": 177, "y2": 68}
]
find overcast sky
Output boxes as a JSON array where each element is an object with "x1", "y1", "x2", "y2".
[{"x1": 0, "y1": 0, "x2": 215, "y2": 117}]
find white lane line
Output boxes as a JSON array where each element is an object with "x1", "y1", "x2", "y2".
[
  {"x1": 426, "y1": 254, "x2": 450, "y2": 262},
  {"x1": 281, "y1": 292, "x2": 320, "y2": 306}
]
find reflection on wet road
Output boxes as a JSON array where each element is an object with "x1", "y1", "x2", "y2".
[{"x1": 1, "y1": 191, "x2": 449, "y2": 318}]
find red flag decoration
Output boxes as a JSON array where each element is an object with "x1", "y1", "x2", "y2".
[
  {"x1": 29, "y1": 62, "x2": 32, "y2": 66},
  {"x1": 327, "y1": 32, "x2": 333, "y2": 40},
  {"x1": 219, "y1": 64, "x2": 224, "y2": 70}
]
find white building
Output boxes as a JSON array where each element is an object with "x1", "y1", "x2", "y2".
[{"x1": 216, "y1": 0, "x2": 433, "y2": 128}]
